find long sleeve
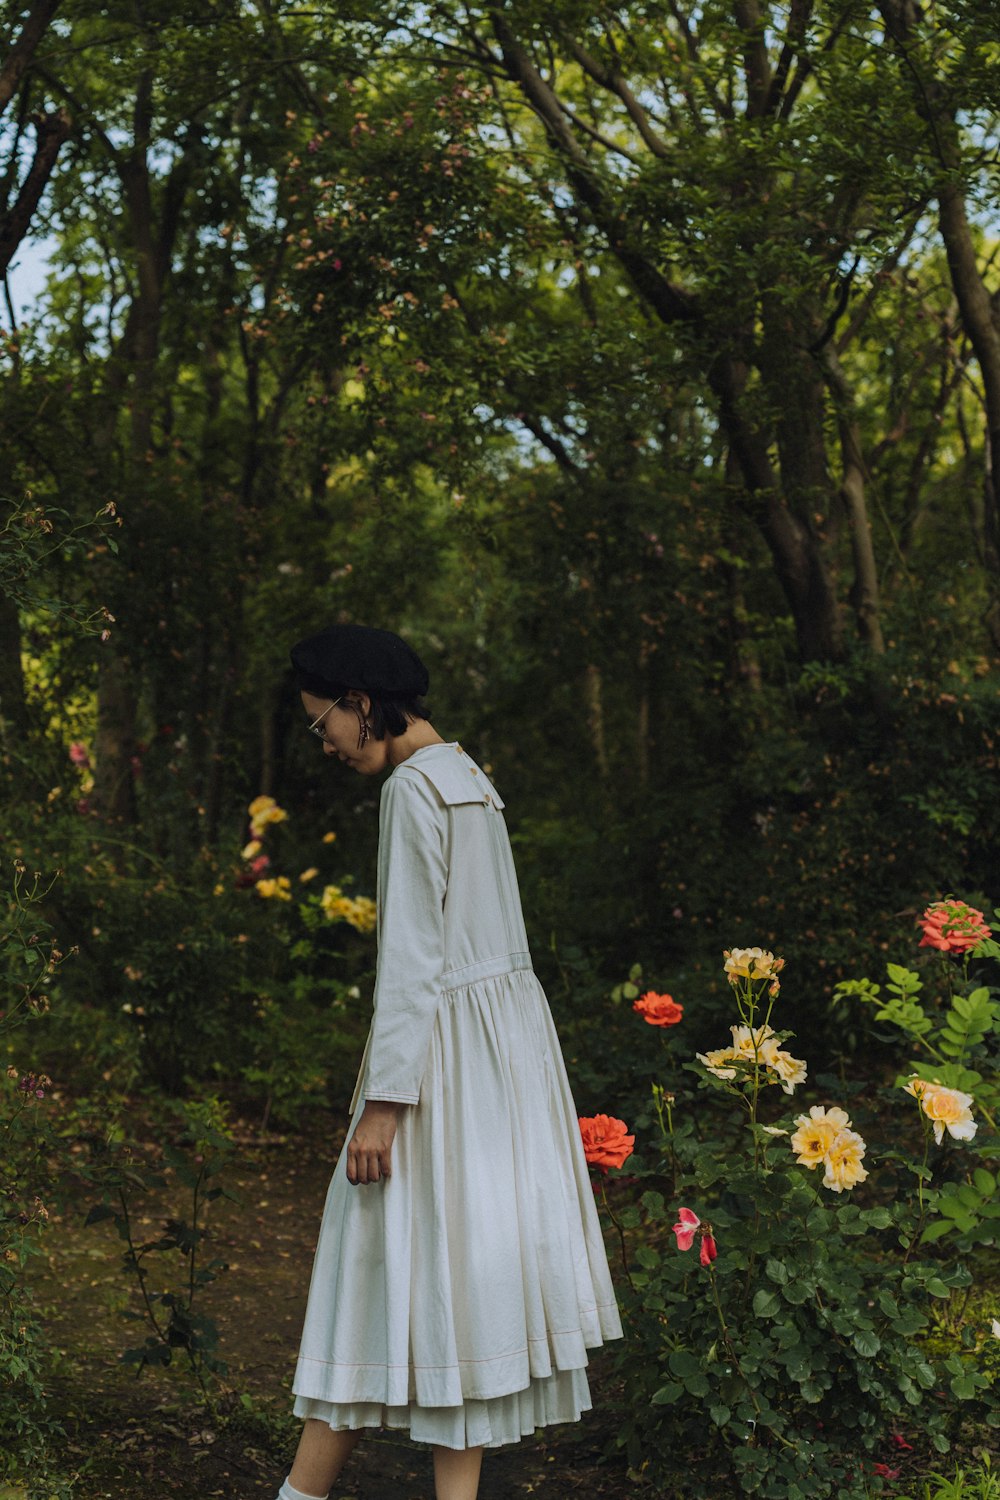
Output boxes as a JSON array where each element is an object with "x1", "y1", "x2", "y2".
[{"x1": 363, "y1": 771, "x2": 448, "y2": 1105}]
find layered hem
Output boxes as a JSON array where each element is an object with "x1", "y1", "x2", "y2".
[{"x1": 293, "y1": 1366, "x2": 592, "y2": 1450}]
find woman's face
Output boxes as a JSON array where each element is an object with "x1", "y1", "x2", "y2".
[{"x1": 301, "y1": 690, "x2": 390, "y2": 776}]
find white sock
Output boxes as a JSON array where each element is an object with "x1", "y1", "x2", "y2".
[{"x1": 278, "y1": 1480, "x2": 329, "y2": 1500}]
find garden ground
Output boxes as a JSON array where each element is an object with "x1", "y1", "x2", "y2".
[{"x1": 21, "y1": 1109, "x2": 632, "y2": 1500}]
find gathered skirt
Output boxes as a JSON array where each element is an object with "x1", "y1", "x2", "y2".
[{"x1": 291, "y1": 966, "x2": 622, "y2": 1449}]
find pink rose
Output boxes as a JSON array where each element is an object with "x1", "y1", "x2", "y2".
[{"x1": 672, "y1": 1207, "x2": 700, "y2": 1250}]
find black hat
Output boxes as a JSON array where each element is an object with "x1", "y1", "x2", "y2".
[{"x1": 290, "y1": 625, "x2": 430, "y2": 698}]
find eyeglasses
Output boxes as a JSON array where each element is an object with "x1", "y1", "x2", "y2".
[{"x1": 307, "y1": 697, "x2": 342, "y2": 739}]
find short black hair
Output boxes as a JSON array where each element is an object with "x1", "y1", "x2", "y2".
[{"x1": 366, "y1": 692, "x2": 431, "y2": 740}]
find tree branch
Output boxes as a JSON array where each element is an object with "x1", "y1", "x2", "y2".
[
  {"x1": 564, "y1": 39, "x2": 669, "y2": 157},
  {"x1": 488, "y1": 10, "x2": 697, "y2": 327},
  {"x1": 0, "y1": 105, "x2": 71, "y2": 277},
  {"x1": 0, "y1": 0, "x2": 62, "y2": 118}
]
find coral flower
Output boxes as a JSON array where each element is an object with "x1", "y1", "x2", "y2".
[
  {"x1": 68, "y1": 741, "x2": 90, "y2": 767},
  {"x1": 578, "y1": 1114, "x2": 635, "y2": 1173},
  {"x1": 791, "y1": 1106, "x2": 852, "y2": 1168},
  {"x1": 633, "y1": 991, "x2": 684, "y2": 1027},
  {"x1": 672, "y1": 1206, "x2": 701, "y2": 1250},
  {"x1": 821, "y1": 1129, "x2": 869, "y2": 1193},
  {"x1": 918, "y1": 899, "x2": 991, "y2": 954},
  {"x1": 699, "y1": 1232, "x2": 718, "y2": 1266},
  {"x1": 903, "y1": 1077, "x2": 978, "y2": 1144}
]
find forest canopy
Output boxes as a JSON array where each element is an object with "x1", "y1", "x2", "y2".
[{"x1": 1, "y1": 0, "x2": 999, "y2": 1019}]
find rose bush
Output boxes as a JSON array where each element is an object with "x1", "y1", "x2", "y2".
[{"x1": 601, "y1": 928, "x2": 999, "y2": 1499}]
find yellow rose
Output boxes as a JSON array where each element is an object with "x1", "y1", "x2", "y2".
[
  {"x1": 821, "y1": 1129, "x2": 869, "y2": 1193},
  {"x1": 723, "y1": 947, "x2": 786, "y2": 984},
  {"x1": 241, "y1": 839, "x2": 262, "y2": 860},
  {"x1": 250, "y1": 803, "x2": 288, "y2": 837},
  {"x1": 791, "y1": 1106, "x2": 852, "y2": 1168},
  {"x1": 248, "y1": 795, "x2": 275, "y2": 817},
  {"x1": 769, "y1": 1049, "x2": 807, "y2": 1095},
  {"x1": 256, "y1": 876, "x2": 292, "y2": 902},
  {"x1": 696, "y1": 1045, "x2": 741, "y2": 1081},
  {"x1": 730, "y1": 1023, "x2": 778, "y2": 1058},
  {"x1": 903, "y1": 1078, "x2": 977, "y2": 1145},
  {"x1": 322, "y1": 831, "x2": 337, "y2": 844},
  {"x1": 347, "y1": 896, "x2": 377, "y2": 934},
  {"x1": 299, "y1": 867, "x2": 319, "y2": 883}
]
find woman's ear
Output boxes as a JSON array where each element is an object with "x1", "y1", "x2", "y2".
[{"x1": 346, "y1": 690, "x2": 372, "y2": 718}]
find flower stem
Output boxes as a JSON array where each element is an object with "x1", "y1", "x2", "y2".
[{"x1": 600, "y1": 1178, "x2": 636, "y2": 1291}]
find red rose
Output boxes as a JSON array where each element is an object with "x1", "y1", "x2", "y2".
[
  {"x1": 633, "y1": 991, "x2": 684, "y2": 1027},
  {"x1": 578, "y1": 1114, "x2": 635, "y2": 1173}
]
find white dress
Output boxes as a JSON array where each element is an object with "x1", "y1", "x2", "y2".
[{"x1": 291, "y1": 742, "x2": 622, "y2": 1449}]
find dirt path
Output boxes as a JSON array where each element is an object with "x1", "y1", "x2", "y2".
[{"x1": 26, "y1": 1112, "x2": 635, "y2": 1500}]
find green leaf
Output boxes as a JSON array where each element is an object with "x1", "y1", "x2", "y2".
[
  {"x1": 973, "y1": 1168, "x2": 996, "y2": 1197},
  {"x1": 860, "y1": 1207, "x2": 892, "y2": 1229},
  {"x1": 651, "y1": 1382, "x2": 684, "y2": 1405},
  {"x1": 765, "y1": 1257, "x2": 789, "y2": 1285},
  {"x1": 919, "y1": 1220, "x2": 955, "y2": 1243},
  {"x1": 950, "y1": 1373, "x2": 978, "y2": 1400},
  {"x1": 753, "y1": 1289, "x2": 781, "y2": 1318},
  {"x1": 852, "y1": 1329, "x2": 881, "y2": 1357},
  {"x1": 926, "y1": 1277, "x2": 951, "y2": 1298},
  {"x1": 668, "y1": 1349, "x2": 701, "y2": 1378},
  {"x1": 709, "y1": 1404, "x2": 731, "y2": 1427},
  {"x1": 891, "y1": 1310, "x2": 927, "y2": 1335},
  {"x1": 85, "y1": 1204, "x2": 117, "y2": 1227}
]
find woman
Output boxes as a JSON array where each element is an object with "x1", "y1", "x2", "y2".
[{"x1": 277, "y1": 624, "x2": 622, "y2": 1500}]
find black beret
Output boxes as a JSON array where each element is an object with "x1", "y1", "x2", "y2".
[{"x1": 290, "y1": 625, "x2": 430, "y2": 698}]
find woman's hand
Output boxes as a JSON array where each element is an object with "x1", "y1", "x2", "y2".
[{"x1": 346, "y1": 1099, "x2": 402, "y2": 1185}]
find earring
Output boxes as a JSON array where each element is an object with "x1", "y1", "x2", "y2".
[{"x1": 357, "y1": 711, "x2": 370, "y2": 751}]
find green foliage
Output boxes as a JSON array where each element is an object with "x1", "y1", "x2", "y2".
[
  {"x1": 835, "y1": 906, "x2": 1000, "y2": 1249},
  {"x1": 0, "y1": 866, "x2": 74, "y2": 1487},
  {"x1": 603, "y1": 949, "x2": 1000, "y2": 1498},
  {"x1": 900, "y1": 1460, "x2": 1000, "y2": 1500},
  {"x1": 83, "y1": 1098, "x2": 236, "y2": 1394}
]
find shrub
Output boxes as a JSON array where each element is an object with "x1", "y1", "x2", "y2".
[{"x1": 598, "y1": 924, "x2": 999, "y2": 1499}]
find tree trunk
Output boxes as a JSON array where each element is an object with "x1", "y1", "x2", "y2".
[
  {"x1": 0, "y1": 590, "x2": 28, "y2": 745},
  {"x1": 880, "y1": 0, "x2": 1000, "y2": 598},
  {"x1": 584, "y1": 663, "x2": 609, "y2": 779},
  {"x1": 94, "y1": 649, "x2": 137, "y2": 823}
]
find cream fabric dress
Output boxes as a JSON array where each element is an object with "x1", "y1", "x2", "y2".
[{"x1": 291, "y1": 742, "x2": 622, "y2": 1449}]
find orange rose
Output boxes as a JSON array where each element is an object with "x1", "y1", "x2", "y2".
[
  {"x1": 918, "y1": 899, "x2": 991, "y2": 954},
  {"x1": 633, "y1": 991, "x2": 684, "y2": 1027},
  {"x1": 578, "y1": 1114, "x2": 635, "y2": 1173}
]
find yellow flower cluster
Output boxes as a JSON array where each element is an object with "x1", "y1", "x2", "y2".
[
  {"x1": 723, "y1": 946, "x2": 786, "y2": 996},
  {"x1": 248, "y1": 794, "x2": 288, "y2": 838},
  {"x1": 320, "y1": 883, "x2": 377, "y2": 934},
  {"x1": 256, "y1": 876, "x2": 292, "y2": 902},
  {"x1": 697, "y1": 1024, "x2": 807, "y2": 1095},
  {"x1": 790, "y1": 1105, "x2": 869, "y2": 1193},
  {"x1": 903, "y1": 1077, "x2": 977, "y2": 1144}
]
